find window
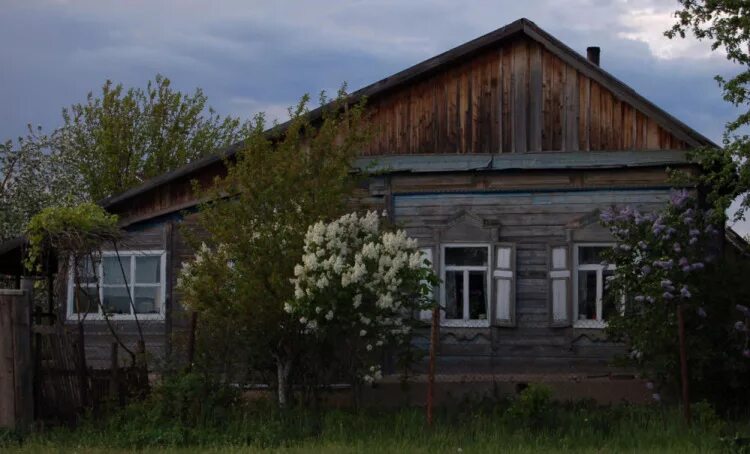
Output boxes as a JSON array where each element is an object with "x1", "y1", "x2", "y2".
[
  {"x1": 441, "y1": 245, "x2": 490, "y2": 327},
  {"x1": 573, "y1": 244, "x2": 616, "y2": 328},
  {"x1": 67, "y1": 251, "x2": 166, "y2": 320}
]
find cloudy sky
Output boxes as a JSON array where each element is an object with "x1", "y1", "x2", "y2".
[{"x1": 1, "y1": 0, "x2": 747, "y2": 233}]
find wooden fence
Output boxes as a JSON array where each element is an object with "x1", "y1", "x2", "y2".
[
  {"x1": 1, "y1": 287, "x2": 149, "y2": 428},
  {"x1": 33, "y1": 325, "x2": 149, "y2": 424},
  {"x1": 0, "y1": 289, "x2": 33, "y2": 431}
]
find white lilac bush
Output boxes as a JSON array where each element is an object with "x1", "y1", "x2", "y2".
[{"x1": 287, "y1": 211, "x2": 437, "y2": 383}]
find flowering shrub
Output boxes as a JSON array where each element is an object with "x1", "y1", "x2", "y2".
[
  {"x1": 177, "y1": 243, "x2": 236, "y2": 315},
  {"x1": 287, "y1": 211, "x2": 437, "y2": 383},
  {"x1": 600, "y1": 190, "x2": 717, "y2": 317},
  {"x1": 600, "y1": 190, "x2": 750, "y2": 408}
]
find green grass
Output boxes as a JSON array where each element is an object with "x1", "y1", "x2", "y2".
[{"x1": 2, "y1": 385, "x2": 749, "y2": 453}]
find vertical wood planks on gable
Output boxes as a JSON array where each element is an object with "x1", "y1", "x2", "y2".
[
  {"x1": 528, "y1": 43, "x2": 543, "y2": 152},
  {"x1": 501, "y1": 47, "x2": 512, "y2": 153},
  {"x1": 589, "y1": 81, "x2": 602, "y2": 150},
  {"x1": 512, "y1": 40, "x2": 528, "y2": 153},
  {"x1": 646, "y1": 118, "x2": 660, "y2": 150},
  {"x1": 357, "y1": 36, "x2": 692, "y2": 156},
  {"x1": 563, "y1": 65, "x2": 579, "y2": 151},
  {"x1": 578, "y1": 75, "x2": 590, "y2": 151}
]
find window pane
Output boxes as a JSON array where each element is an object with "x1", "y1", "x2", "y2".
[
  {"x1": 444, "y1": 271, "x2": 464, "y2": 319},
  {"x1": 73, "y1": 286, "x2": 99, "y2": 314},
  {"x1": 136, "y1": 256, "x2": 160, "y2": 284},
  {"x1": 602, "y1": 269, "x2": 617, "y2": 320},
  {"x1": 445, "y1": 247, "x2": 488, "y2": 267},
  {"x1": 102, "y1": 287, "x2": 131, "y2": 315},
  {"x1": 468, "y1": 271, "x2": 487, "y2": 320},
  {"x1": 577, "y1": 270, "x2": 598, "y2": 320},
  {"x1": 75, "y1": 258, "x2": 98, "y2": 285},
  {"x1": 578, "y1": 246, "x2": 610, "y2": 265},
  {"x1": 134, "y1": 286, "x2": 161, "y2": 314},
  {"x1": 103, "y1": 256, "x2": 130, "y2": 285}
]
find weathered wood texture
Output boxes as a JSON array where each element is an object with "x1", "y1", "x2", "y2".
[
  {"x1": 108, "y1": 160, "x2": 226, "y2": 227},
  {"x1": 394, "y1": 188, "x2": 671, "y2": 359},
  {"x1": 362, "y1": 37, "x2": 688, "y2": 155},
  {"x1": 61, "y1": 225, "x2": 171, "y2": 369},
  {"x1": 0, "y1": 290, "x2": 32, "y2": 430}
]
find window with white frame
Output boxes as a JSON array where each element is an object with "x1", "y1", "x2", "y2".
[
  {"x1": 441, "y1": 245, "x2": 490, "y2": 327},
  {"x1": 574, "y1": 244, "x2": 616, "y2": 328},
  {"x1": 67, "y1": 251, "x2": 166, "y2": 320}
]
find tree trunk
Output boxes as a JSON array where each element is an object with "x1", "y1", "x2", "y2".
[
  {"x1": 276, "y1": 358, "x2": 292, "y2": 409},
  {"x1": 677, "y1": 304, "x2": 691, "y2": 425}
]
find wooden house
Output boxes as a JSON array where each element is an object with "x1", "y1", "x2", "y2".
[{"x1": 0, "y1": 19, "x2": 724, "y2": 383}]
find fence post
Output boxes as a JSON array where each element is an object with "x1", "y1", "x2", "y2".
[
  {"x1": 76, "y1": 323, "x2": 89, "y2": 409},
  {"x1": 0, "y1": 289, "x2": 33, "y2": 431},
  {"x1": 109, "y1": 342, "x2": 122, "y2": 406}
]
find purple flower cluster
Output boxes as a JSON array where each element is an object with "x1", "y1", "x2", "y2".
[{"x1": 670, "y1": 189, "x2": 689, "y2": 208}]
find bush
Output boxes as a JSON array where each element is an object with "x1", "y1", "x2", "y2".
[{"x1": 503, "y1": 384, "x2": 554, "y2": 430}]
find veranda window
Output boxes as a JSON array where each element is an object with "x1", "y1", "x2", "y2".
[
  {"x1": 574, "y1": 244, "x2": 617, "y2": 328},
  {"x1": 442, "y1": 245, "x2": 490, "y2": 327},
  {"x1": 67, "y1": 251, "x2": 166, "y2": 320}
]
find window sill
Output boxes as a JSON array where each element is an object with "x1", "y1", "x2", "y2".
[
  {"x1": 66, "y1": 314, "x2": 165, "y2": 322},
  {"x1": 441, "y1": 319, "x2": 490, "y2": 328},
  {"x1": 573, "y1": 320, "x2": 607, "y2": 329}
]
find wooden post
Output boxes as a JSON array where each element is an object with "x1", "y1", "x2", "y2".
[
  {"x1": 677, "y1": 304, "x2": 691, "y2": 425},
  {"x1": 426, "y1": 306, "x2": 439, "y2": 427},
  {"x1": 76, "y1": 323, "x2": 89, "y2": 409},
  {"x1": 0, "y1": 289, "x2": 34, "y2": 431},
  {"x1": 135, "y1": 339, "x2": 150, "y2": 395},
  {"x1": 186, "y1": 311, "x2": 198, "y2": 371},
  {"x1": 109, "y1": 343, "x2": 121, "y2": 405},
  {"x1": 33, "y1": 332, "x2": 42, "y2": 421}
]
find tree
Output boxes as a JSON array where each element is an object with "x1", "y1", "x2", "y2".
[
  {"x1": 178, "y1": 89, "x2": 370, "y2": 407},
  {"x1": 0, "y1": 127, "x2": 83, "y2": 243},
  {"x1": 666, "y1": 1, "x2": 750, "y2": 220},
  {"x1": 58, "y1": 74, "x2": 250, "y2": 201},
  {"x1": 600, "y1": 192, "x2": 750, "y2": 412},
  {"x1": 1, "y1": 75, "x2": 249, "y2": 243},
  {"x1": 287, "y1": 211, "x2": 436, "y2": 402}
]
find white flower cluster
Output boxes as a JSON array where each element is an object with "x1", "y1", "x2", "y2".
[
  {"x1": 176, "y1": 242, "x2": 234, "y2": 309},
  {"x1": 288, "y1": 211, "x2": 431, "y2": 383}
]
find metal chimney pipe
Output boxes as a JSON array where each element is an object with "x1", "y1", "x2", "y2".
[{"x1": 587, "y1": 46, "x2": 601, "y2": 66}]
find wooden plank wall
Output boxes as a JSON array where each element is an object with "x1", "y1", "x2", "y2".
[
  {"x1": 62, "y1": 225, "x2": 170, "y2": 369},
  {"x1": 362, "y1": 37, "x2": 688, "y2": 155},
  {"x1": 394, "y1": 189, "x2": 671, "y2": 355}
]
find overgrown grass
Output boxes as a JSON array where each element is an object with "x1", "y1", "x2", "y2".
[{"x1": 2, "y1": 383, "x2": 749, "y2": 453}]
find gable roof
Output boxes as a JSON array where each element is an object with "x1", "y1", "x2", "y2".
[{"x1": 100, "y1": 18, "x2": 716, "y2": 210}]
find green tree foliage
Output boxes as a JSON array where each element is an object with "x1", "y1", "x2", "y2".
[
  {"x1": 666, "y1": 1, "x2": 750, "y2": 219},
  {"x1": 0, "y1": 127, "x2": 84, "y2": 243},
  {"x1": 600, "y1": 192, "x2": 750, "y2": 409},
  {"x1": 24, "y1": 202, "x2": 120, "y2": 272},
  {"x1": 178, "y1": 89, "x2": 370, "y2": 407},
  {"x1": 59, "y1": 74, "x2": 250, "y2": 201},
  {"x1": 0, "y1": 75, "x2": 249, "y2": 243}
]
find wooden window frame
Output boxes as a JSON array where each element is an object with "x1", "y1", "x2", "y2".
[
  {"x1": 440, "y1": 243, "x2": 492, "y2": 328},
  {"x1": 572, "y1": 243, "x2": 615, "y2": 329},
  {"x1": 66, "y1": 250, "x2": 167, "y2": 321}
]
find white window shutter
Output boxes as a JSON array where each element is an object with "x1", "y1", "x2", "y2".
[
  {"x1": 549, "y1": 245, "x2": 571, "y2": 326},
  {"x1": 493, "y1": 243, "x2": 515, "y2": 327},
  {"x1": 418, "y1": 247, "x2": 435, "y2": 321}
]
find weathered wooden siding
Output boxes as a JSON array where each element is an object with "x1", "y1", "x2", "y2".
[
  {"x1": 362, "y1": 37, "x2": 688, "y2": 155},
  {"x1": 65, "y1": 224, "x2": 171, "y2": 369},
  {"x1": 394, "y1": 188, "x2": 671, "y2": 363}
]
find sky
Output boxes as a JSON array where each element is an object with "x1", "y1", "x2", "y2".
[{"x1": 1, "y1": 0, "x2": 747, "y2": 234}]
